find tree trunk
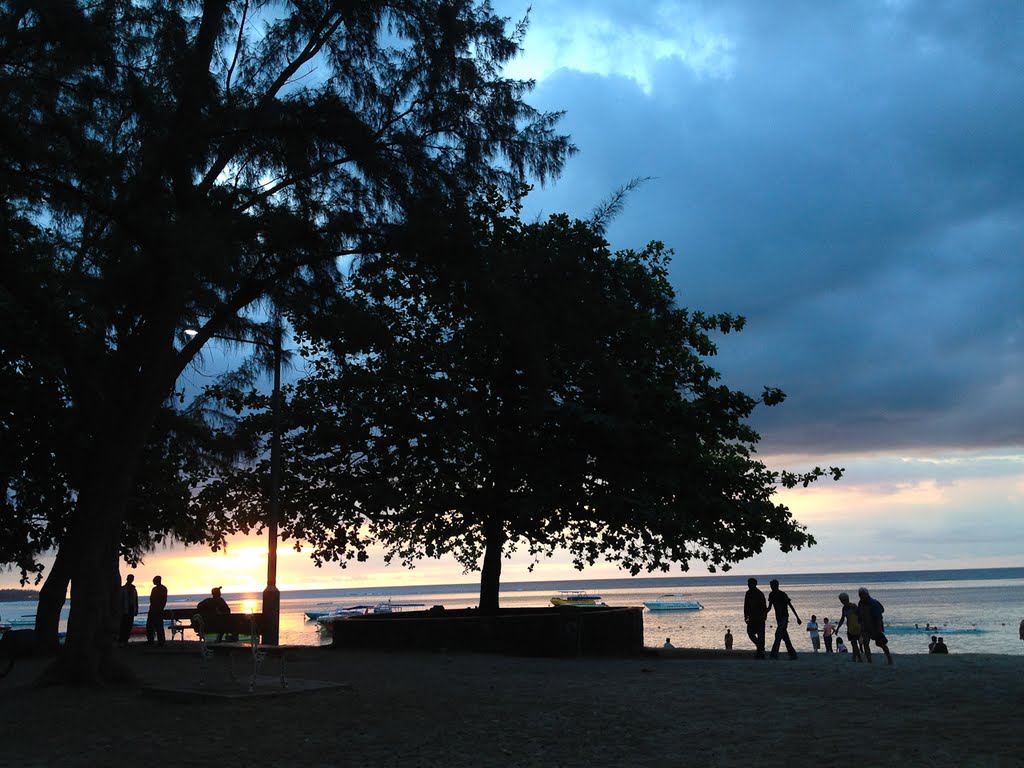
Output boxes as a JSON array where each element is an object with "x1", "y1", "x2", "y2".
[
  {"x1": 478, "y1": 518, "x2": 506, "y2": 614},
  {"x1": 34, "y1": 544, "x2": 71, "y2": 653},
  {"x1": 40, "y1": 490, "x2": 135, "y2": 686},
  {"x1": 39, "y1": 431, "x2": 144, "y2": 685}
]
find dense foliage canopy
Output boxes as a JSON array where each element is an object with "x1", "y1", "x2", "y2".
[{"x1": 195, "y1": 192, "x2": 841, "y2": 611}]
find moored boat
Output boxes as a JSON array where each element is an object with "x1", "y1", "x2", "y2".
[
  {"x1": 643, "y1": 594, "x2": 703, "y2": 611},
  {"x1": 371, "y1": 600, "x2": 426, "y2": 614},
  {"x1": 550, "y1": 590, "x2": 605, "y2": 607},
  {"x1": 315, "y1": 601, "x2": 427, "y2": 634}
]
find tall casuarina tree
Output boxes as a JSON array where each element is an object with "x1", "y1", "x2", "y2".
[{"x1": 0, "y1": 1, "x2": 572, "y2": 683}]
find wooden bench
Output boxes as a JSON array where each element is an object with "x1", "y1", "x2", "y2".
[{"x1": 192, "y1": 612, "x2": 288, "y2": 692}]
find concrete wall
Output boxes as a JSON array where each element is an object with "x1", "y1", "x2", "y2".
[{"x1": 327, "y1": 606, "x2": 644, "y2": 657}]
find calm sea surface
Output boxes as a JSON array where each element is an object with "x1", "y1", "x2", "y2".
[{"x1": 4, "y1": 567, "x2": 1023, "y2": 655}]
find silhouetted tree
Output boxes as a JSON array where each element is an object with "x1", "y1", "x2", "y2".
[
  {"x1": 216, "y1": 191, "x2": 842, "y2": 612},
  {"x1": 0, "y1": 1, "x2": 571, "y2": 682}
]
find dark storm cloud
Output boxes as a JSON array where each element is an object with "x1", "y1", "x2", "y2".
[{"x1": 510, "y1": 1, "x2": 1024, "y2": 455}]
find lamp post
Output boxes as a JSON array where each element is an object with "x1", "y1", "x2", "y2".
[{"x1": 185, "y1": 323, "x2": 282, "y2": 645}]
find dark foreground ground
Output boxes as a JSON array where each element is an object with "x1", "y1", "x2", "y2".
[{"x1": 1, "y1": 643, "x2": 1021, "y2": 767}]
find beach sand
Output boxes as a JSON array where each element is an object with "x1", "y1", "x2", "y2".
[{"x1": 1, "y1": 643, "x2": 1021, "y2": 767}]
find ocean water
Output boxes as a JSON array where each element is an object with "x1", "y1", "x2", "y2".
[{"x1": 4, "y1": 567, "x2": 1023, "y2": 655}]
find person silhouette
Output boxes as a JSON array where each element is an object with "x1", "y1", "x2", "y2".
[
  {"x1": 743, "y1": 578, "x2": 768, "y2": 659},
  {"x1": 822, "y1": 617, "x2": 834, "y2": 653},
  {"x1": 118, "y1": 574, "x2": 139, "y2": 648},
  {"x1": 857, "y1": 587, "x2": 893, "y2": 665},
  {"x1": 663, "y1": 637, "x2": 674, "y2": 649},
  {"x1": 933, "y1": 637, "x2": 949, "y2": 654},
  {"x1": 197, "y1": 586, "x2": 231, "y2": 642},
  {"x1": 806, "y1": 615, "x2": 820, "y2": 652},
  {"x1": 834, "y1": 592, "x2": 863, "y2": 662},
  {"x1": 146, "y1": 575, "x2": 168, "y2": 646},
  {"x1": 724, "y1": 628, "x2": 733, "y2": 650},
  {"x1": 767, "y1": 579, "x2": 801, "y2": 660}
]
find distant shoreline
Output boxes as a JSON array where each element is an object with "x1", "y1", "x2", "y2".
[
  {"x1": 207, "y1": 564, "x2": 1024, "y2": 601},
  {"x1": 2, "y1": 564, "x2": 1023, "y2": 603},
  {"x1": 0, "y1": 588, "x2": 38, "y2": 602}
]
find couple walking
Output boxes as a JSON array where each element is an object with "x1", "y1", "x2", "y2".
[{"x1": 743, "y1": 577, "x2": 801, "y2": 659}]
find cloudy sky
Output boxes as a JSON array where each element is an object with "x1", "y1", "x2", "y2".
[
  {"x1": 7, "y1": 1, "x2": 1021, "y2": 594},
  {"x1": 496, "y1": 0, "x2": 1024, "y2": 578}
]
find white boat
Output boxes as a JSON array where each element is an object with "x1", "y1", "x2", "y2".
[
  {"x1": 304, "y1": 601, "x2": 340, "y2": 620},
  {"x1": 643, "y1": 594, "x2": 703, "y2": 611},
  {"x1": 550, "y1": 590, "x2": 605, "y2": 607},
  {"x1": 315, "y1": 600, "x2": 426, "y2": 630}
]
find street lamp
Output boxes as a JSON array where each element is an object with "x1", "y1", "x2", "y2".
[{"x1": 184, "y1": 323, "x2": 283, "y2": 645}]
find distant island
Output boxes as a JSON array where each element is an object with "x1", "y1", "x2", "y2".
[{"x1": 0, "y1": 589, "x2": 38, "y2": 602}]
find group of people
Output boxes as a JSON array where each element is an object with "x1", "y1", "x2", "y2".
[
  {"x1": 743, "y1": 578, "x2": 893, "y2": 664},
  {"x1": 928, "y1": 635, "x2": 949, "y2": 654},
  {"x1": 117, "y1": 574, "x2": 168, "y2": 647},
  {"x1": 118, "y1": 575, "x2": 230, "y2": 647}
]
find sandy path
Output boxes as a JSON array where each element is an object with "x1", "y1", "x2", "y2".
[{"x1": 1, "y1": 644, "x2": 1021, "y2": 767}]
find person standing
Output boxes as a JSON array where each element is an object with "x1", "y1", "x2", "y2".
[
  {"x1": 857, "y1": 587, "x2": 893, "y2": 665},
  {"x1": 146, "y1": 575, "x2": 168, "y2": 646},
  {"x1": 822, "y1": 617, "x2": 834, "y2": 653},
  {"x1": 118, "y1": 574, "x2": 139, "y2": 647},
  {"x1": 743, "y1": 578, "x2": 768, "y2": 659},
  {"x1": 767, "y1": 578, "x2": 801, "y2": 660},
  {"x1": 724, "y1": 628, "x2": 733, "y2": 650},
  {"x1": 833, "y1": 592, "x2": 863, "y2": 662},
  {"x1": 933, "y1": 637, "x2": 949, "y2": 654},
  {"x1": 806, "y1": 614, "x2": 821, "y2": 653}
]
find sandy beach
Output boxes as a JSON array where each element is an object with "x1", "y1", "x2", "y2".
[{"x1": 1, "y1": 643, "x2": 1021, "y2": 767}]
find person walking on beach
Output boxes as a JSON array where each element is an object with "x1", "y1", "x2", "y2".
[
  {"x1": 806, "y1": 614, "x2": 821, "y2": 652},
  {"x1": 767, "y1": 579, "x2": 801, "y2": 660},
  {"x1": 822, "y1": 617, "x2": 834, "y2": 653},
  {"x1": 857, "y1": 587, "x2": 893, "y2": 665},
  {"x1": 725, "y1": 628, "x2": 733, "y2": 650},
  {"x1": 146, "y1": 575, "x2": 168, "y2": 646},
  {"x1": 1019, "y1": 618, "x2": 1023, "y2": 643},
  {"x1": 833, "y1": 592, "x2": 863, "y2": 662},
  {"x1": 118, "y1": 574, "x2": 139, "y2": 647},
  {"x1": 743, "y1": 578, "x2": 768, "y2": 659}
]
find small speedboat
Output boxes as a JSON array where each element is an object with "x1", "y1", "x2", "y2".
[
  {"x1": 550, "y1": 590, "x2": 604, "y2": 607},
  {"x1": 643, "y1": 594, "x2": 703, "y2": 611},
  {"x1": 305, "y1": 602, "x2": 342, "y2": 621}
]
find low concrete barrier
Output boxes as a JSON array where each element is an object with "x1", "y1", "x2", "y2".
[{"x1": 326, "y1": 606, "x2": 644, "y2": 657}]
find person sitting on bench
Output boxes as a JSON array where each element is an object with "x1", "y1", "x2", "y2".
[{"x1": 196, "y1": 586, "x2": 233, "y2": 641}]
